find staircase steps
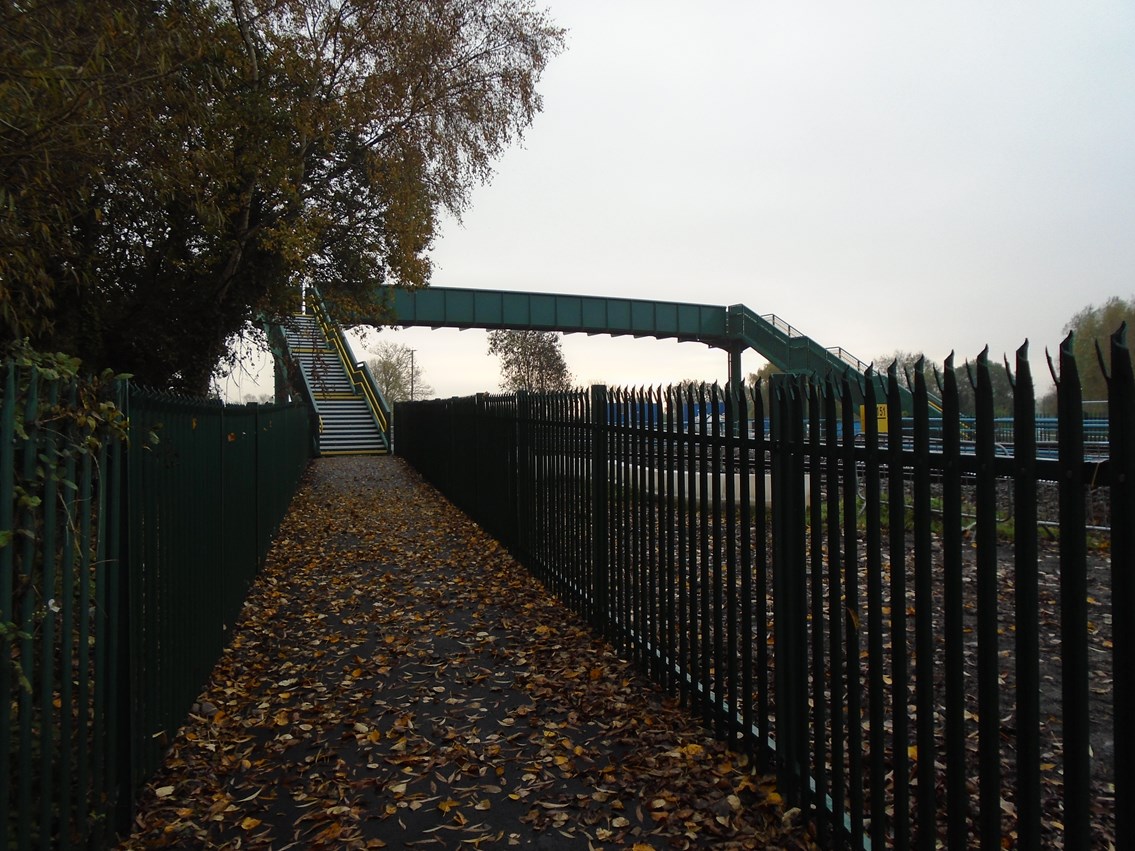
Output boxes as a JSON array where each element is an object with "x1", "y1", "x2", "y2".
[{"x1": 280, "y1": 315, "x2": 388, "y2": 455}]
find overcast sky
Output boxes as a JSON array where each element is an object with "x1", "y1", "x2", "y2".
[{"x1": 225, "y1": 1, "x2": 1135, "y2": 402}]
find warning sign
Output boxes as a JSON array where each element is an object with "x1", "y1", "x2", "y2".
[{"x1": 859, "y1": 403, "x2": 888, "y2": 433}]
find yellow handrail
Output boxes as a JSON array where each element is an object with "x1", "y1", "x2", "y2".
[{"x1": 311, "y1": 303, "x2": 389, "y2": 434}]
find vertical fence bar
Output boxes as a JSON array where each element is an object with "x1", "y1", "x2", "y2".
[
  {"x1": 807, "y1": 380, "x2": 829, "y2": 843},
  {"x1": 648, "y1": 388, "x2": 662, "y2": 683},
  {"x1": 697, "y1": 385, "x2": 711, "y2": 723},
  {"x1": 59, "y1": 385, "x2": 79, "y2": 850},
  {"x1": 973, "y1": 350, "x2": 1002, "y2": 848},
  {"x1": 18, "y1": 372, "x2": 39, "y2": 851},
  {"x1": 675, "y1": 386, "x2": 690, "y2": 707},
  {"x1": 635, "y1": 385, "x2": 653, "y2": 671},
  {"x1": 753, "y1": 382, "x2": 771, "y2": 771},
  {"x1": 0, "y1": 365, "x2": 15, "y2": 851},
  {"x1": 107, "y1": 382, "x2": 130, "y2": 833},
  {"x1": 76, "y1": 449, "x2": 93, "y2": 843},
  {"x1": 863, "y1": 373, "x2": 888, "y2": 848},
  {"x1": 575, "y1": 392, "x2": 588, "y2": 613},
  {"x1": 887, "y1": 363, "x2": 911, "y2": 849},
  {"x1": 671, "y1": 385, "x2": 690, "y2": 708},
  {"x1": 1109, "y1": 324, "x2": 1134, "y2": 850},
  {"x1": 39, "y1": 383, "x2": 60, "y2": 846},
  {"x1": 619, "y1": 389, "x2": 632, "y2": 654},
  {"x1": 941, "y1": 355, "x2": 969, "y2": 848},
  {"x1": 1011, "y1": 342, "x2": 1041, "y2": 851},
  {"x1": 516, "y1": 394, "x2": 532, "y2": 567},
  {"x1": 711, "y1": 386, "x2": 726, "y2": 738},
  {"x1": 840, "y1": 373, "x2": 865, "y2": 847},
  {"x1": 772, "y1": 374, "x2": 808, "y2": 804},
  {"x1": 591, "y1": 386, "x2": 609, "y2": 636},
  {"x1": 738, "y1": 384, "x2": 755, "y2": 757},
  {"x1": 724, "y1": 384, "x2": 739, "y2": 745},
  {"x1": 911, "y1": 359, "x2": 938, "y2": 849},
  {"x1": 1055, "y1": 333, "x2": 1090, "y2": 848},
  {"x1": 822, "y1": 382, "x2": 846, "y2": 848},
  {"x1": 662, "y1": 387, "x2": 677, "y2": 693}
]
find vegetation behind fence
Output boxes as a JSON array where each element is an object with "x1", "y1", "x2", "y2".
[
  {"x1": 396, "y1": 329, "x2": 1133, "y2": 850},
  {"x1": 1, "y1": 364, "x2": 312, "y2": 849}
]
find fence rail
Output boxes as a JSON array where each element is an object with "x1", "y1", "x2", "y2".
[
  {"x1": 396, "y1": 328, "x2": 1132, "y2": 850},
  {"x1": 1, "y1": 366, "x2": 312, "y2": 849}
]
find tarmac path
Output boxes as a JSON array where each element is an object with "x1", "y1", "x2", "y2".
[{"x1": 119, "y1": 456, "x2": 814, "y2": 850}]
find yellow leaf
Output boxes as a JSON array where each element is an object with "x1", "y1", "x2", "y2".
[
  {"x1": 765, "y1": 791, "x2": 783, "y2": 806},
  {"x1": 908, "y1": 744, "x2": 918, "y2": 760},
  {"x1": 240, "y1": 817, "x2": 261, "y2": 830}
]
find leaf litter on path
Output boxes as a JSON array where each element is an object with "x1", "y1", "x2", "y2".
[{"x1": 119, "y1": 456, "x2": 816, "y2": 850}]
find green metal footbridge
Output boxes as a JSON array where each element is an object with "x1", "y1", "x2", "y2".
[
  {"x1": 372, "y1": 285, "x2": 874, "y2": 390},
  {"x1": 274, "y1": 285, "x2": 901, "y2": 454}
]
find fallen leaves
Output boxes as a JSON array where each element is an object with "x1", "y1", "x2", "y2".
[{"x1": 117, "y1": 457, "x2": 814, "y2": 850}]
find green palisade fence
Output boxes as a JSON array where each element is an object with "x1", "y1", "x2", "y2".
[{"x1": 1, "y1": 365, "x2": 311, "y2": 849}]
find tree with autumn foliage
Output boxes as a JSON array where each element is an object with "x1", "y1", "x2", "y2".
[
  {"x1": 488, "y1": 329, "x2": 572, "y2": 393},
  {"x1": 1, "y1": 0, "x2": 564, "y2": 392}
]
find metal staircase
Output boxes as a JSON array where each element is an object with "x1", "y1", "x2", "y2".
[{"x1": 279, "y1": 313, "x2": 390, "y2": 455}]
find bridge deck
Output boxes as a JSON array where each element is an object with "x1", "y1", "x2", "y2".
[{"x1": 376, "y1": 285, "x2": 875, "y2": 384}]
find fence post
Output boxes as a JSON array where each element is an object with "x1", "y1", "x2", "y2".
[
  {"x1": 1012, "y1": 341, "x2": 1040, "y2": 851},
  {"x1": 590, "y1": 386, "x2": 609, "y2": 636},
  {"x1": 1055, "y1": 333, "x2": 1089, "y2": 849},
  {"x1": 770, "y1": 372, "x2": 808, "y2": 805},
  {"x1": 110, "y1": 380, "x2": 133, "y2": 836},
  {"x1": 1109, "y1": 323, "x2": 1133, "y2": 850}
]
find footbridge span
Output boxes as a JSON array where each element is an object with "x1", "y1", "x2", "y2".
[{"x1": 373, "y1": 286, "x2": 873, "y2": 390}]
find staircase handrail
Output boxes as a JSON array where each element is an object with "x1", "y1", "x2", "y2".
[
  {"x1": 355, "y1": 359, "x2": 393, "y2": 431},
  {"x1": 309, "y1": 291, "x2": 392, "y2": 438},
  {"x1": 263, "y1": 319, "x2": 324, "y2": 451}
]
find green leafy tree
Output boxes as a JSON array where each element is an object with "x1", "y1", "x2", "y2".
[
  {"x1": 1061, "y1": 295, "x2": 1135, "y2": 402},
  {"x1": 2, "y1": 0, "x2": 564, "y2": 392},
  {"x1": 487, "y1": 330, "x2": 572, "y2": 393},
  {"x1": 367, "y1": 342, "x2": 433, "y2": 402},
  {"x1": 745, "y1": 362, "x2": 781, "y2": 413}
]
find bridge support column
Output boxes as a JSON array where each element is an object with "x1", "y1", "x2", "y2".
[{"x1": 727, "y1": 347, "x2": 744, "y2": 395}]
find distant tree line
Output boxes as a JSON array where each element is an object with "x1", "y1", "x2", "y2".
[{"x1": 742, "y1": 296, "x2": 1134, "y2": 418}]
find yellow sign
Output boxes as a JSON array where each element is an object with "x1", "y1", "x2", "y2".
[{"x1": 859, "y1": 404, "x2": 888, "y2": 432}]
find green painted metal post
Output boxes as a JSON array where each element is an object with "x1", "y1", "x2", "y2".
[
  {"x1": 0, "y1": 365, "x2": 14, "y2": 850},
  {"x1": 728, "y1": 346, "x2": 743, "y2": 395},
  {"x1": 590, "y1": 385, "x2": 609, "y2": 635}
]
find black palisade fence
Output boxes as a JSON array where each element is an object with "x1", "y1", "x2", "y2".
[{"x1": 396, "y1": 327, "x2": 1133, "y2": 849}]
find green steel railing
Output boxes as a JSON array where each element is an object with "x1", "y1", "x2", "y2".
[
  {"x1": 1, "y1": 364, "x2": 312, "y2": 849},
  {"x1": 1, "y1": 364, "x2": 129, "y2": 849},
  {"x1": 310, "y1": 292, "x2": 393, "y2": 446}
]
